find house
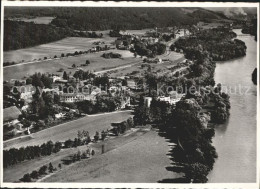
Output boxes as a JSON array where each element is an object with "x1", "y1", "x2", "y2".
[
  {"x1": 10, "y1": 79, "x2": 26, "y2": 85},
  {"x1": 144, "y1": 97, "x2": 153, "y2": 108},
  {"x1": 42, "y1": 88, "x2": 60, "y2": 94},
  {"x1": 52, "y1": 76, "x2": 62, "y2": 82},
  {"x1": 120, "y1": 96, "x2": 131, "y2": 109},
  {"x1": 55, "y1": 113, "x2": 65, "y2": 119},
  {"x1": 60, "y1": 93, "x2": 95, "y2": 103},
  {"x1": 127, "y1": 79, "x2": 136, "y2": 89},
  {"x1": 19, "y1": 84, "x2": 34, "y2": 102}
]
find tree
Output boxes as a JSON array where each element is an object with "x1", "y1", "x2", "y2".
[
  {"x1": 20, "y1": 173, "x2": 31, "y2": 182},
  {"x1": 94, "y1": 131, "x2": 100, "y2": 141},
  {"x1": 31, "y1": 73, "x2": 44, "y2": 88},
  {"x1": 46, "y1": 141, "x2": 54, "y2": 155},
  {"x1": 86, "y1": 60, "x2": 90, "y2": 65},
  {"x1": 63, "y1": 71, "x2": 68, "y2": 80},
  {"x1": 30, "y1": 170, "x2": 39, "y2": 179},
  {"x1": 77, "y1": 130, "x2": 83, "y2": 139},
  {"x1": 53, "y1": 141, "x2": 62, "y2": 153},
  {"x1": 64, "y1": 139, "x2": 73, "y2": 148},
  {"x1": 76, "y1": 151, "x2": 81, "y2": 161},
  {"x1": 185, "y1": 163, "x2": 209, "y2": 183},
  {"x1": 101, "y1": 130, "x2": 107, "y2": 140},
  {"x1": 61, "y1": 53, "x2": 65, "y2": 57},
  {"x1": 58, "y1": 163, "x2": 62, "y2": 169},
  {"x1": 48, "y1": 162, "x2": 54, "y2": 173},
  {"x1": 72, "y1": 64, "x2": 76, "y2": 68},
  {"x1": 41, "y1": 74, "x2": 53, "y2": 88},
  {"x1": 26, "y1": 78, "x2": 33, "y2": 85},
  {"x1": 54, "y1": 55, "x2": 57, "y2": 58},
  {"x1": 21, "y1": 119, "x2": 31, "y2": 128},
  {"x1": 122, "y1": 79, "x2": 127, "y2": 86},
  {"x1": 39, "y1": 165, "x2": 47, "y2": 175},
  {"x1": 81, "y1": 152, "x2": 87, "y2": 159}
]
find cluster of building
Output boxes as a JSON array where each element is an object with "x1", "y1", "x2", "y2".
[{"x1": 144, "y1": 91, "x2": 185, "y2": 108}]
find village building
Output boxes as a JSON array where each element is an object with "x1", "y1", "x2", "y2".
[
  {"x1": 60, "y1": 93, "x2": 95, "y2": 103},
  {"x1": 126, "y1": 79, "x2": 137, "y2": 89},
  {"x1": 10, "y1": 79, "x2": 26, "y2": 85},
  {"x1": 19, "y1": 84, "x2": 35, "y2": 103}
]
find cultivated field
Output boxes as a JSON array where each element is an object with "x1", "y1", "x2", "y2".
[
  {"x1": 4, "y1": 48, "x2": 139, "y2": 81},
  {"x1": 4, "y1": 111, "x2": 132, "y2": 150},
  {"x1": 43, "y1": 130, "x2": 181, "y2": 183},
  {"x1": 4, "y1": 36, "x2": 116, "y2": 63}
]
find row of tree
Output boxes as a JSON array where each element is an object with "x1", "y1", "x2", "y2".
[
  {"x1": 3, "y1": 141, "x2": 62, "y2": 168},
  {"x1": 4, "y1": 127, "x2": 106, "y2": 168},
  {"x1": 20, "y1": 162, "x2": 56, "y2": 182}
]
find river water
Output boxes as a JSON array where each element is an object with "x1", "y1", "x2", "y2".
[{"x1": 208, "y1": 29, "x2": 257, "y2": 183}]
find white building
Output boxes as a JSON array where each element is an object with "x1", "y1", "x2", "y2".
[{"x1": 60, "y1": 93, "x2": 95, "y2": 103}]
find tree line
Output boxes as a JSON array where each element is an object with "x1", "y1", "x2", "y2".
[
  {"x1": 4, "y1": 128, "x2": 100, "y2": 168},
  {"x1": 4, "y1": 20, "x2": 103, "y2": 51}
]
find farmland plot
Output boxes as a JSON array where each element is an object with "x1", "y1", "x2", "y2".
[{"x1": 4, "y1": 36, "x2": 116, "y2": 63}]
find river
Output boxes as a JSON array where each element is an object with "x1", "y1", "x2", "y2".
[{"x1": 208, "y1": 29, "x2": 257, "y2": 182}]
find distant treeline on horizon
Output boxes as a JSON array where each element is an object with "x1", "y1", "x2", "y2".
[{"x1": 3, "y1": 7, "x2": 257, "y2": 51}]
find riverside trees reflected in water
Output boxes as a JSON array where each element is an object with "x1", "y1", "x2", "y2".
[{"x1": 208, "y1": 29, "x2": 257, "y2": 183}]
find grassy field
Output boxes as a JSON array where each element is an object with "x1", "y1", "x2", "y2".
[
  {"x1": 3, "y1": 48, "x2": 138, "y2": 81},
  {"x1": 4, "y1": 36, "x2": 116, "y2": 63},
  {"x1": 109, "y1": 51, "x2": 185, "y2": 78},
  {"x1": 7, "y1": 17, "x2": 55, "y2": 24},
  {"x1": 42, "y1": 129, "x2": 181, "y2": 183},
  {"x1": 4, "y1": 111, "x2": 132, "y2": 150}
]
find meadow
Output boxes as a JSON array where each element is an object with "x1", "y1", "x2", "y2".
[
  {"x1": 4, "y1": 36, "x2": 116, "y2": 63},
  {"x1": 8, "y1": 16, "x2": 55, "y2": 24},
  {"x1": 4, "y1": 48, "x2": 137, "y2": 81}
]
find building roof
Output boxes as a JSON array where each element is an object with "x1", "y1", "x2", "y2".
[{"x1": 4, "y1": 106, "x2": 22, "y2": 122}]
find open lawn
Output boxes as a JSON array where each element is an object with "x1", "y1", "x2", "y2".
[
  {"x1": 4, "y1": 36, "x2": 116, "y2": 63},
  {"x1": 4, "y1": 111, "x2": 132, "y2": 150},
  {"x1": 4, "y1": 48, "x2": 138, "y2": 81},
  {"x1": 43, "y1": 129, "x2": 181, "y2": 183}
]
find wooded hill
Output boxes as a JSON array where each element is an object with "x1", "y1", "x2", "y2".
[{"x1": 4, "y1": 7, "x2": 231, "y2": 51}]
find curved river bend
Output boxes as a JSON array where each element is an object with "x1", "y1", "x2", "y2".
[{"x1": 208, "y1": 29, "x2": 257, "y2": 183}]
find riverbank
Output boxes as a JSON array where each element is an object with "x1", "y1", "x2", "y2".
[{"x1": 208, "y1": 29, "x2": 257, "y2": 182}]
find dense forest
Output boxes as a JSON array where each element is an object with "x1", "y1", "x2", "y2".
[
  {"x1": 50, "y1": 7, "x2": 201, "y2": 30},
  {"x1": 171, "y1": 28, "x2": 247, "y2": 61},
  {"x1": 4, "y1": 20, "x2": 74, "y2": 51},
  {"x1": 5, "y1": 7, "x2": 230, "y2": 31},
  {"x1": 242, "y1": 18, "x2": 257, "y2": 41},
  {"x1": 4, "y1": 20, "x2": 102, "y2": 51}
]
